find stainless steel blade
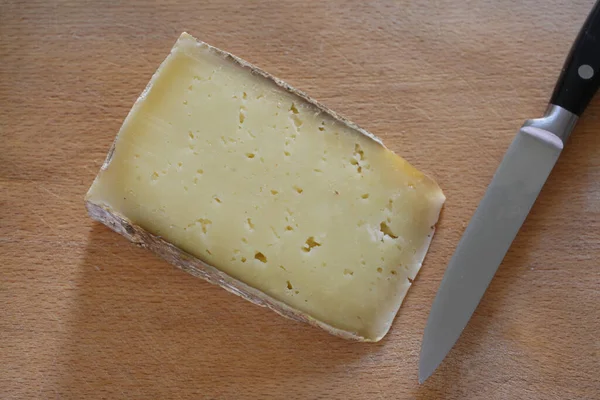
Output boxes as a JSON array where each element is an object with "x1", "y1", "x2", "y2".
[{"x1": 419, "y1": 119, "x2": 570, "y2": 383}]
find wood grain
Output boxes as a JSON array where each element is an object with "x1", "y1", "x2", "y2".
[{"x1": 1, "y1": 0, "x2": 599, "y2": 398}]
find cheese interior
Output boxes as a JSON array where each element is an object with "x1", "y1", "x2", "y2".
[{"x1": 86, "y1": 33, "x2": 445, "y2": 340}]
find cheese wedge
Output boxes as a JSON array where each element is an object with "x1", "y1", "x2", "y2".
[{"x1": 86, "y1": 32, "x2": 445, "y2": 341}]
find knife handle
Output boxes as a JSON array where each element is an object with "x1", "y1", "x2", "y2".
[{"x1": 550, "y1": 0, "x2": 600, "y2": 116}]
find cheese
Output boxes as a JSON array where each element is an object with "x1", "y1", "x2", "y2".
[{"x1": 86, "y1": 32, "x2": 445, "y2": 341}]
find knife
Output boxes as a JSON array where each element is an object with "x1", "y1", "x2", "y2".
[{"x1": 419, "y1": 1, "x2": 600, "y2": 383}]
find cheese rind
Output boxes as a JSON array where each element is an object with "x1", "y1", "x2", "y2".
[{"x1": 86, "y1": 32, "x2": 445, "y2": 341}]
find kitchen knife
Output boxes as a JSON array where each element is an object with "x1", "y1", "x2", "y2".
[{"x1": 419, "y1": 1, "x2": 600, "y2": 384}]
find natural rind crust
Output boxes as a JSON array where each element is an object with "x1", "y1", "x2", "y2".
[
  {"x1": 85, "y1": 201, "x2": 366, "y2": 341},
  {"x1": 85, "y1": 32, "x2": 444, "y2": 341}
]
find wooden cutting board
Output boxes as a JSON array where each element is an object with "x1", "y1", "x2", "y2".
[{"x1": 1, "y1": 0, "x2": 598, "y2": 398}]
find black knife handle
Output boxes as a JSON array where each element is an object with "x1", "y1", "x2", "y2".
[{"x1": 550, "y1": 1, "x2": 600, "y2": 116}]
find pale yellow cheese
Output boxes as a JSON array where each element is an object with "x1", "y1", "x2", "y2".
[{"x1": 86, "y1": 33, "x2": 445, "y2": 341}]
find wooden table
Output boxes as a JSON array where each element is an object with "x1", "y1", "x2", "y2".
[{"x1": 2, "y1": 1, "x2": 599, "y2": 398}]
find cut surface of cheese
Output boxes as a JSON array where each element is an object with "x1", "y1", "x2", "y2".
[{"x1": 86, "y1": 32, "x2": 445, "y2": 341}]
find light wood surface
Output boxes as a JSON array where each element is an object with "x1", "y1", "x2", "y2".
[{"x1": 1, "y1": 1, "x2": 599, "y2": 398}]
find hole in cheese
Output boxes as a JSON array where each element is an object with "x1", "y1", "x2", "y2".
[
  {"x1": 254, "y1": 251, "x2": 267, "y2": 263},
  {"x1": 302, "y1": 237, "x2": 321, "y2": 252},
  {"x1": 379, "y1": 222, "x2": 398, "y2": 240}
]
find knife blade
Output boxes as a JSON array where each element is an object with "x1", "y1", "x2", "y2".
[{"x1": 419, "y1": 1, "x2": 600, "y2": 383}]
